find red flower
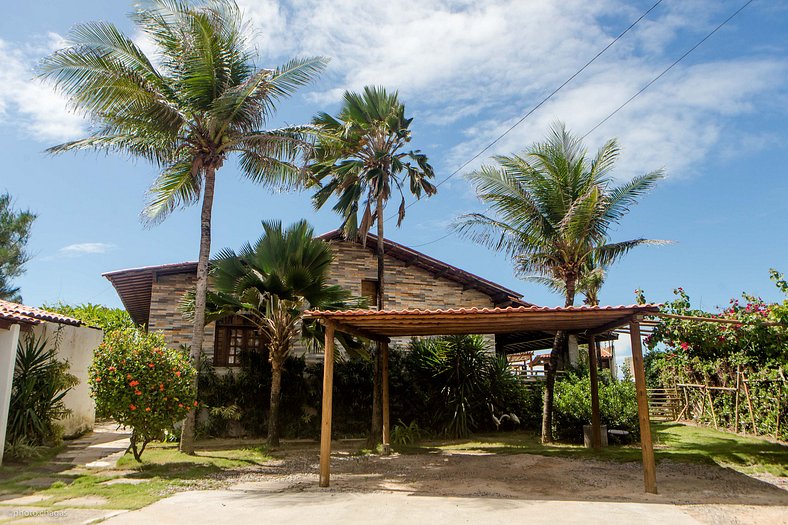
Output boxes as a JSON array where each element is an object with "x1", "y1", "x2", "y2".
[
  {"x1": 129, "y1": 380, "x2": 139, "y2": 387},
  {"x1": 178, "y1": 403, "x2": 183, "y2": 408},
  {"x1": 159, "y1": 383, "x2": 165, "y2": 391},
  {"x1": 129, "y1": 404, "x2": 137, "y2": 411},
  {"x1": 175, "y1": 371, "x2": 181, "y2": 377},
  {"x1": 145, "y1": 407, "x2": 151, "y2": 412},
  {"x1": 194, "y1": 401, "x2": 198, "y2": 407},
  {"x1": 135, "y1": 390, "x2": 142, "y2": 396},
  {"x1": 148, "y1": 363, "x2": 155, "y2": 368},
  {"x1": 680, "y1": 342, "x2": 689, "y2": 350},
  {"x1": 108, "y1": 366, "x2": 116, "y2": 372},
  {"x1": 95, "y1": 377, "x2": 101, "y2": 382},
  {"x1": 126, "y1": 374, "x2": 132, "y2": 380}
]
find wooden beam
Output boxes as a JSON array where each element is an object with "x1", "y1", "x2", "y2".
[
  {"x1": 651, "y1": 312, "x2": 785, "y2": 327},
  {"x1": 381, "y1": 340, "x2": 391, "y2": 455},
  {"x1": 586, "y1": 315, "x2": 634, "y2": 336},
  {"x1": 588, "y1": 334, "x2": 602, "y2": 450},
  {"x1": 319, "y1": 321, "x2": 336, "y2": 488},
  {"x1": 630, "y1": 318, "x2": 657, "y2": 494},
  {"x1": 332, "y1": 320, "x2": 390, "y2": 344}
]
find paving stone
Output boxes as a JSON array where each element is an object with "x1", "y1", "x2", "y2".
[
  {"x1": 101, "y1": 478, "x2": 146, "y2": 486},
  {"x1": 0, "y1": 494, "x2": 52, "y2": 505},
  {"x1": 18, "y1": 478, "x2": 61, "y2": 489},
  {"x1": 54, "y1": 496, "x2": 109, "y2": 507}
]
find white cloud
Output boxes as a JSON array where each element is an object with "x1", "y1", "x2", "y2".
[
  {"x1": 235, "y1": 0, "x2": 786, "y2": 180},
  {"x1": 58, "y1": 243, "x2": 116, "y2": 256},
  {"x1": 0, "y1": 36, "x2": 87, "y2": 142}
]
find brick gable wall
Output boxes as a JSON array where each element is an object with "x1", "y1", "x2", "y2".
[{"x1": 147, "y1": 239, "x2": 497, "y2": 363}]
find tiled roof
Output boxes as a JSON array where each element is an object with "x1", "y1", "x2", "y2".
[
  {"x1": 0, "y1": 300, "x2": 83, "y2": 327},
  {"x1": 304, "y1": 304, "x2": 661, "y2": 339},
  {"x1": 104, "y1": 233, "x2": 532, "y2": 326}
]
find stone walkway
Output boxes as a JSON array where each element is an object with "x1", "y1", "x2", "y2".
[{"x1": 0, "y1": 421, "x2": 131, "y2": 524}]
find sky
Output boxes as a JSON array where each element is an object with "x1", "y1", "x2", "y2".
[{"x1": 1, "y1": 0, "x2": 787, "y2": 367}]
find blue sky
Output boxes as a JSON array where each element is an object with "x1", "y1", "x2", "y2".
[{"x1": 1, "y1": 0, "x2": 787, "y2": 330}]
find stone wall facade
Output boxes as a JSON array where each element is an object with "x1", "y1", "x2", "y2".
[{"x1": 147, "y1": 239, "x2": 498, "y2": 365}]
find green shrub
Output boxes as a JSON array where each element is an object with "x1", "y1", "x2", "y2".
[
  {"x1": 89, "y1": 329, "x2": 196, "y2": 460},
  {"x1": 553, "y1": 370, "x2": 639, "y2": 443},
  {"x1": 7, "y1": 333, "x2": 77, "y2": 448}
]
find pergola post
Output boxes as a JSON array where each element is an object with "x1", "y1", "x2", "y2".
[
  {"x1": 381, "y1": 340, "x2": 391, "y2": 455},
  {"x1": 630, "y1": 317, "x2": 657, "y2": 494},
  {"x1": 587, "y1": 333, "x2": 602, "y2": 450},
  {"x1": 319, "y1": 321, "x2": 336, "y2": 488}
]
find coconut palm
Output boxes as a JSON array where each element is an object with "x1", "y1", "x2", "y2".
[
  {"x1": 39, "y1": 0, "x2": 327, "y2": 452},
  {"x1": 310, "y1": 86, "x2": 436, "y2": 444},
  {"x1": 454, "y1": 122, "x2": 665, "y2": 443},
  {"x1": 194, "y1": 220, "x2": 363, "y2": 446}
]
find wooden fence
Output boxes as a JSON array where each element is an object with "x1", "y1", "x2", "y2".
[{"x1": 647, "y1": 387, "x2": 681, "y2": 421}]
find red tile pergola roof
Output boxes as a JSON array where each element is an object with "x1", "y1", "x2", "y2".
[
  {"x1": 0, "y1": 300, "x2": 83, "y2": 329},
  {"x1": 304, "y1": 304, "x2": 661, "y2": 341}
]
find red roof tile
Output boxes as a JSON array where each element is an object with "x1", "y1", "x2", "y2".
[{"x1": 0, "y1": 300, "x2": 83, "y2": 327}]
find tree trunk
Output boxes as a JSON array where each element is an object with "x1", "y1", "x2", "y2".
[
  {"x1": 369, "y1": 194, "x2": 385, "y2": 448},
  {"x1": 180, "y1": 164, "x2": 216, "y2": 454},
  {"x1": 540, "y1": 278, "x2": 576, "y2": 443},
  {"x1": 268, "y1": 359, "x2": 283, "y2": 448}
]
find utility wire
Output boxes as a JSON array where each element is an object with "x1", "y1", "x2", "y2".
[
  {"x1": 407, "y1": 0, "x2": 754, "y2": 250},
  {"x1": 582, "y1": 0, "x2": 754, "y2": 139},
  {"x1": 385, "y1": 0, "x2": 665, "y2": 225}
]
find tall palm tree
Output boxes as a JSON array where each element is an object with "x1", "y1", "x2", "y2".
[
  {"x1": 454, "y1": 122, "x2": 665, "y2": 443},
  {"x1": 194, "y1": 220, "x2": 363, "y2": 446},
  {"x1": 39, "y1": 0, "x2": 327, "y2": 452},
  {"x1": 310, "y1": 86, "x2": 436, "y2": 445}
]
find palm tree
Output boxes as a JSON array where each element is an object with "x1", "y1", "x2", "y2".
[
  {"x1": 309, "y1": 86, "x2": 436, "y2": 445},
  {"x1": 194, "y1": 220, "x2": 363, "y2": 446},
  {"x1": 39, "y1": 0, "x2": 327, "y2": 452},
  {"x1": 454, "y1": 122, "x2": 665, "y2": 443}
]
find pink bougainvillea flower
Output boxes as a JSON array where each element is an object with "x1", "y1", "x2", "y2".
[{"x1": 680, "y1": 342, "x2": 689, "y2": 350}]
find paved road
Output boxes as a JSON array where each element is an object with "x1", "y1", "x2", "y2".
[{"x1": 103, "y1": 487, "x2": 707, "y2": 525}]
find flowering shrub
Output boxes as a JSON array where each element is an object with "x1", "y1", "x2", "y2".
[
  {"x1": 89, "y1": 329, "x2": 197, "y2": 460},
  {"x1": 640, "y1": 271, "x2": 787, "y2": 440}
]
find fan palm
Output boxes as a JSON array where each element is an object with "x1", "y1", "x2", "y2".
[
  {"x1": 193, "y1": 220, "x2": 363, "y2": 446},
  {"x1": 309, "y1": 86, "x2": 436, "y2": 444},
  {"x1": 39, "y1": 0, "x2": 327, "y2": 452},
  {"x1": 454, "y1": 122, "x2": 666, "y2": 442}
]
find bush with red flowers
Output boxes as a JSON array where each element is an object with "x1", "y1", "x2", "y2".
[
  {"x1": 640, "y1": 270, "x2": 787, "y2": 440},
  {"x1": 89, "y1": 329, "x2": 196, "y2": 460}
]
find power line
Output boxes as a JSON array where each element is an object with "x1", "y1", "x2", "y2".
[
  {"x1": 407, "y1": 0, "x2": 754, "y2": 250},
  {"x1": 582, "y1": 0, "x2": 754, "y2": 139},
  {"x1": 385, "y1": 0, "x2": 665, "y2": 225}
]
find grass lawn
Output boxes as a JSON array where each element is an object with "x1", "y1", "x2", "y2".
[
  {"x1": 0, "y1": 441, "x2": 272, "y2": 510},
  {"x1": 397, "y1": 422, "x2": 788, "y2": 477},
  {"x1": 0, "y1": 423, "x2": 784, "y2": 512}
]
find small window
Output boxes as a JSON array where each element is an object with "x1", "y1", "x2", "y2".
[
  {"x1": 213, "y1": 315, "x2": 264, "y2": 367},
  {"x1": 361, "y1": 279, "x2": 379, "y2": 308}
]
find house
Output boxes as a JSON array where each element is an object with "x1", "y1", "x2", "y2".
[
  {"x1": 0, "y1": 300, "x2": 103, "y2": 464},
  {"x1": 104, "y1": 231, "x2": 537, "y2": 368}
]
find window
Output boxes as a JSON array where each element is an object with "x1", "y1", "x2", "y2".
[
  {"x1": 361, "y1": 279, "x2": 379, "y2": 308},
  {"x1": 213, "y1": 315, "x2": 264, "y2": 367}
]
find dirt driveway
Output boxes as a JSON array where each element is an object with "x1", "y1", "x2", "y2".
[{"x1": 104, "y1": 444, "x2": 788, "y2": 525}]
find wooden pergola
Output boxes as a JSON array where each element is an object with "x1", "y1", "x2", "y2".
[{"x1": 304, "y1": 304, "x2": 661, "y2": 494}]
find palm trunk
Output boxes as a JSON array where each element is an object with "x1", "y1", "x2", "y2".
[
  {"x1": 268, "y1": 358, "x2": 283, "y2": 448},
  {"x1": 369, "y1": 194, "x2": 385, "y2": 448},
  {"x1": 541, "y1": 278, "x2": 576, "y2": 444},
  {"x1": 180, "y1": 164, "x2": 216, "y2": 454}
]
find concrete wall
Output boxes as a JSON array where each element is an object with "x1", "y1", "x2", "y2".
[
  {"x1": 32, "y1": 322, "x2": 104, "y2": 438},
  {"x1": 0, "y1": 324, "x2": 21, "y2": 465}
]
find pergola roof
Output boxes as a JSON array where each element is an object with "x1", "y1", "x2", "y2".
[{"x1": 304, "y1": 304, "x2": 661, "y2": 341}]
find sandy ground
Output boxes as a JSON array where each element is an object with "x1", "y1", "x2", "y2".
[{"x1": 107, "y1": 442, "x2": 788, "y2": 525}]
